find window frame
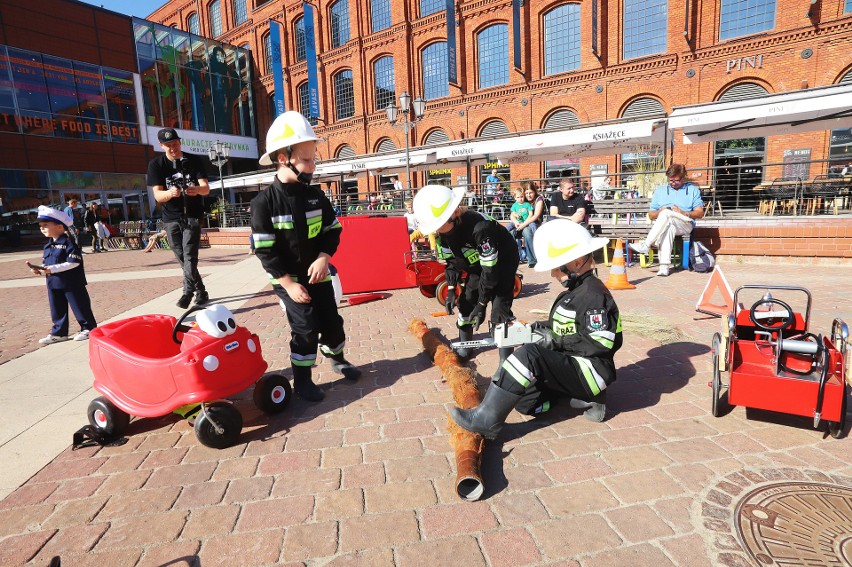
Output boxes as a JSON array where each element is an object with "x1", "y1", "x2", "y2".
[
  {"x1": 333, "y1": 69, "x2": 355, "y2": 121},
  {"x1": 373, "y1": 56, "x2": 395, "y2": 112},
  {"x1": 208, "y1": 0, "x2": 222, "y2": 37},
  {"x1": 543, "y1": 3, "x2": 581, "y2": 76},
  {"x1": 330, "y1": 0, "x2": 351, "y2": 49},
  {"x1": 422, "y1": 41, "x2": 449, "y2": 100},
  {"x1": 622, "y1": 0, "x2": 667, "y2": 60},
  {"x1": 477, "y1": 23, "x2": 510, "y2": 90},
  {"x1": 719, "y1": 0, "x2": 776, "y2": 41}
]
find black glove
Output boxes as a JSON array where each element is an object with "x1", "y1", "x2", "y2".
[
  {"x1": 445, "y1": 288, "x2": 456, "y2": 315},
  {"x1": 469, "y1": 302, "x2": 487, "y2": 331},
  {"x1": 531, "y1": 321, "x2": 554, "y2": 350}
]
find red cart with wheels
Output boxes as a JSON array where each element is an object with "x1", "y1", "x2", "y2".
[
  {"x1": 710, "y1": 285, "x2": 848, "y2": 438},
  {"x1": 403, "y1": 249, "x2": 524, "y2": 303},
  {"x1": 87, "y1": 304, "x2": 292, "y2": 448}
]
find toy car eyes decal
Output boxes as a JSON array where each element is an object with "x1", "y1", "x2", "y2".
[{"x1": 196, "y1": 304, "x2": 238, "y2": 338}]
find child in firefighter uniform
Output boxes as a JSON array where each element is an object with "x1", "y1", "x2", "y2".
[
  {"x1": 30, "y1": 206, "x2": 97, "y2": 344},
  {"x1": 451, "y1": 220, "x2": 622, "y2": 439},
  {"x1": 251, "y1": 111, "x2": 360, "y2": 402},
  {"x1": 413, "y1": 185, "x2": 520, "y2": 375}
]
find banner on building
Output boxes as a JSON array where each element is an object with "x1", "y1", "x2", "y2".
[
  {"x1": 304, "y1": 3, "x2": 321, "y2": 118},
  {"x1": 591, "y1": 0, "x2": 598, "y2": 57},
  {"x1": 446, "y1": 0, "x2": 458, "y2": 86},
  {"x1": 512, "y1": 0, "x2": 522, "y2": 71},
  {"x1": 269, "y1": 20, "x2": 285, "y2": 117}
]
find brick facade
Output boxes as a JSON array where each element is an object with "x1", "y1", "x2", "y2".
[{"x1": 146, "y1": 0, "x2": 852, "y2": 193}]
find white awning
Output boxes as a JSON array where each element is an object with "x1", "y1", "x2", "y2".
[
  {"x1": 434, "y1": 118, "x2": 667, "y2": 164},
  {"x1": 669, "y1": 83, "x2": 852, "y2": 144}
]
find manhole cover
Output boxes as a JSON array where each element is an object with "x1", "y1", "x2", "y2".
[{"x1": 735, "y1": 482, "x2": 852, "y2": 566}]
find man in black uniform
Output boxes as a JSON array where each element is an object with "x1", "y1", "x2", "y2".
[
  {"x1": 147, "y1": 128, "x2": 211, "y2": 308},
  {"x1": 451, "y1": 220, "x2": 622, "y2": 439},
  {"x1": 548, "y1": 178, "x2": 587, "y2": 224},
  {"x1": 413, "y1": 185, "x2": 520, "y2": 376}
]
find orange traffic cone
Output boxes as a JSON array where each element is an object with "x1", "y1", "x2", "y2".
[{"x1": 604, "y1": 239, "x2": 636, "y2": 290}]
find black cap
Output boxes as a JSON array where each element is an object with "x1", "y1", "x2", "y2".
[{"x1": 157, "y1": 128, "x2": 181, "y2": 143}]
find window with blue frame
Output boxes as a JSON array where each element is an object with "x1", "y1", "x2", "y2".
[
  {"x1": 209, "y1": 0, "x2": 222, "y2": 37},
  {"x1": 334, "y1": 69, "x2": 355, "y2": 120},
  {"x1": 422, "y1": 42, "x2": 448, "y2": 100},
  {"x1": 263, "y1": 33, "x2": 272, "y2": 74},
  {"x1": 234, "y1": 0, "x2": 247, "y2": 25},
  {"x1": 298, "y1": 82, "x2": 318, "y2": 125},
  {"x1": 420, "y1": 0, "x2": 444, "y2": 18},
  {"x1": 371, "y1": 0, "x2": 392, "y2": 33},
  {"x1": 478, "y1": 24, "x2": 508, "y2": 89},
  {"x1": 374, "y1": 56, "x2": 395, "y2": 111},
  {"x1": 330, "y1": 0, "x2": 351, "y2": 48},
  {"x1": 543, "y1": 4, "x2": 580, "y2": 75},
  {"x1": 719, "y1": 0, "x2": 775, "y2": 40},
  {"x1": 187, "y1": 13, "x2": 200, "y2": 35},
  {"x1": 294, "y1": 17, "x2": 306, "y2": 62},
  {"x1": 623, "y1": 0, "x2": 667, "y2": 59}
]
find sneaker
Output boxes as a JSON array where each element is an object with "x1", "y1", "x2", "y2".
[
  {"x1": 527, "y1": 263, "x2": 536, "y2": 269},
  {"x1": 176, "y1": 293, "x2": 193, "y2": 309},
  {"x1": 194, "y1": 290, "x2": 209, "y2": 305},
  {"x1": 628, "y1": 241, "x2": 650, "y2": 255},
  {"x1": 38, "y1": 335, "x2": 70, "y2": 345},
  {"x1": 73, "y1": 330, "x2": 90, "y2": 341},
  {"x1": 657, "y1": 265, "x2": 670, "y2": 277}
]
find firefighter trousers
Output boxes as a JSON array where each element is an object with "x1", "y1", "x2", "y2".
[{"x1": 273, "y1": 279, "x2": 346, "y2": 369}]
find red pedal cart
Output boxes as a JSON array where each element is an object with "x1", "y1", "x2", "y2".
[
  {"x1": 87, "y1": 304, "x2": 292, "y2": 448},
  {"x1": 710, "y1": 285, "x2": 848, "y2": 438},
  {"x1": 403, "y1": 249, "x2": 523, "y2": 305}
]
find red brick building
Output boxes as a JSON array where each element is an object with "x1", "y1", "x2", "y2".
[{"x1": 148, "y1": 0, "x2": 852, "y2": 206}]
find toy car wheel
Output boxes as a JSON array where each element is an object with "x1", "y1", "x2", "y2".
[
  {"x1": 828, "y1": 384, "x2": 847, "y2": 439},
  {"x1": 254, "y1": 374, "x2": 292, "y2": 414},
  {"x1": 711, "y1": 332, "x2": 729, "y2": 418},
  {"x1": 419, "y1": 284, "x2": 437, "y2": 298},
  {"x1": 435, "y1": 281, "x2": 449, "y2": 306},
  {"x1": 194, "y1": 402, "x2": 243, "y2": 449},
  {"x1": 87, "y1": 396, "x2": 130, "y2": 436},
  {"x1": 512, "y1": 274, "x2": 523, "y2": 298}
]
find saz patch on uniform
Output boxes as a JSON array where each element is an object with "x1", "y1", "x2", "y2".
[{"x1": 586, "y1": 309, "x2": 607, "y2": 331}]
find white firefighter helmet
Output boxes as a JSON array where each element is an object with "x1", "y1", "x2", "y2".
[
  {"x1": 532, "y1": 219, "x2": 609, "y2": 272},
  {"x1": 259, "y1": 111, "x2": 321, "y2": 166},
  {"x1": 413, "y1": 185, "x2": 466, "y2": 235}
]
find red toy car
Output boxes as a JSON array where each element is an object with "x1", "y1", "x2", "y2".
[
  {"x1": 87, "y1": 304, "x2": 291, "y2": 448},
  {"x1": 710, "y1": 285, "x2": 848, "y2": 438}
]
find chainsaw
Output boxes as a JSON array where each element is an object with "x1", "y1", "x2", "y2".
[{"x1": 451, "y1": 320, "x2": 547, "y2": 350}]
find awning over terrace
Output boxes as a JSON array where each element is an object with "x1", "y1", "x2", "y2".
[{"x1": 668, "y1": 83, "x2": 852, "y2": 144}]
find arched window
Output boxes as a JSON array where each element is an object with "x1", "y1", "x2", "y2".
[
  {"x1": 337, "y1": 145, "x2": 355, "y2": 159},
  {"x1": 478, "y1": 24, "x2": 509, "y2": 88},
  {"x1": 718, "y1": 82, "x2": 769, "y2": 102},
  {"x1": 422, "y1": 42, "x2": 448, "y2": 100},
  {"x1": 330, "y1": 0, "x2": 351, "y2": 48},
  {"x1": 425, "y1": 129, "x2": 449, "y2": 145},
  {"x1": 294, "y1": 17, "x2": 306, "y2": 62},
  {"x1": 371, "y1": 0, "x2": 392, "y2": 33},
  {"x1": 623, "y1": 0, "x2": 667, "y2": 59},
  {"x1": 334, "y1": 69, "x2": 355, "y2": 120},
  {"x1": 543, "y1": 109, "x2": 580, "y2": 130},
  {"x1": 208, "y1": 0, "x2": 222, "y2": 37},
  {"x1": 377, "y1": 138, "x2": 397, "y2": 152},
  {"x1": 720, "y1": 0, "x2": 775, "y2": 40},
  {"x1": 622, "y1": 97, "x2": 665, "y2": 118},
  {"x1": 420, "y1": 0, "x2": 443, "y2": 18},
  {"x1": 263, "y1": 33, "x2": 273, "y2": 75},
  {"x1": 480, "y1": 120, "x2": 509, "y2": 137},
  {"x1": 234, "y1": 0, "x2": 247, "y2": 26},
  {"x1": 374, "y1": 56, "x2": 395, "y2": 112},
  {"x1": 298, "y1": 82, "x2": 318, "y2": 125},
  {"x1": 187, "y1": 13, "x2": 200, "y2": 35},
  {"x1": 543, "y1": 4, "x2": 580, "y2": 76}
]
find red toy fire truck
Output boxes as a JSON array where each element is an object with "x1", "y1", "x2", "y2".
[{"x1": 710, "y1": 285, "x2": 848, "y2": 438}]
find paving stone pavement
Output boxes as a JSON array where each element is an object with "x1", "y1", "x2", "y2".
[{"x1": 0, "y1": 248, "x2": 850, "y2": 566}]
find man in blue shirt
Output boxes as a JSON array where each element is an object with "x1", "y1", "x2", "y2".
[{"x1": 629, "y1": 164, "x2": 704, "y2": 276}]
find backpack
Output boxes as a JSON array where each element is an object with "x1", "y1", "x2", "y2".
[{"x1": 689, "y1": 240, "x2": 715, "y2": 273}]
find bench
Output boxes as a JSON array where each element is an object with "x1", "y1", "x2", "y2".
[{"x1": 588, "y1": 198, "x2": 690, "y2": 269}]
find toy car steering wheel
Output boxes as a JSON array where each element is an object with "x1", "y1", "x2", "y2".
[
  {"x1": 172, "y1": 305, "x2": 205, "y2": 344},
  {"x1": 749, "y1": 297, "x2": 795, "y2": 332}
]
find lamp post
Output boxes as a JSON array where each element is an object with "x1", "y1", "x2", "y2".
[
  {"x1": 208, "y1": 141, "x2": 230, "y2": 227},
  {"x1": 386, "y1": 91, "x2": 426, "y2": 191}
]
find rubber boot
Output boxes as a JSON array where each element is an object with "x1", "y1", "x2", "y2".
[
  {"x1": 329, "y1": 354, "x2": 361, "y2": 381},
  {"x1": 491, "y1": 347, "x2": 513, "y2": 380},
  {"x1": 292, "y1": 365, "x2": 324, "y2": 402},
  {"x1": 456, "y1": 327, "x2": 474, "y2": 359},
  {"x1": 450, "y1": 382, "x2": 523, "y2": 440},
  {"x1": 569, "y1": 390, "x2": 607, "y2": 422}
]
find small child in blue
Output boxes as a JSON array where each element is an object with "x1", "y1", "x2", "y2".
[{"x1": 28, "y1": 206, "x2": 97, "y2": 345}]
